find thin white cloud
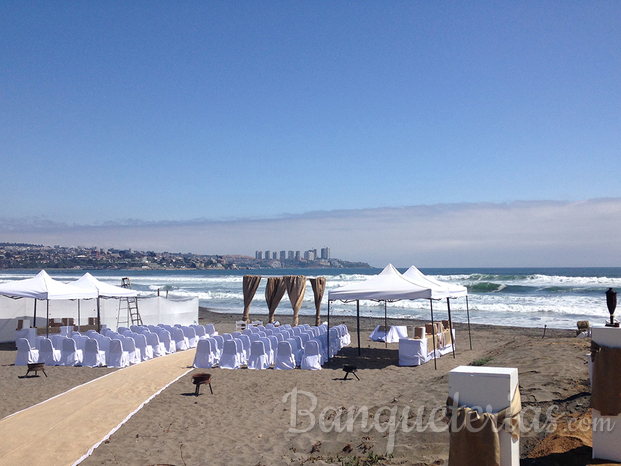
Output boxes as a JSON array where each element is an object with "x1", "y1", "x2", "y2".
[{"x1": 1, "y1": 198, "x2": 620, "y2": 267}]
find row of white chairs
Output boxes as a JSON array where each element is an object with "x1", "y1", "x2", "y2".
[
  {"x1": 193, "y1": 323, "x2": 350, "y2": 370},
  {"x1": 14, "y1": 322, "x2": 220, "y2": 368}
]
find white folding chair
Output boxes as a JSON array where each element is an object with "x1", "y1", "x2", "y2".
[
  {"x1": 247, "y1": 341, "x2": 269, "y2": 370},
  {"x1": 182, "y1": 326, "x2": 198, "y2": 348},
  {"x1": 274, "y1": 341, "x2": 296, "y2": 370},
  {"x1": 301, "y1": 340, "x2": 322, "y2": 370},
  {"x1": 172, "y1": 327, "x2": 189, "y2": 351},
  {"x1": 107, "y1": 339, "x2": 130, "y2": 368},
  {"x1": 134, "y1": 333, "x2": 154, "y2": 361},
  {"x1": 147, "y1": 332, "x2": 166, "y2": 358},
  {"x1": 83, "y1": 338, "x2": 106, "y2": 367},
  {"x1": 157, "y1": 329, "x2": 176, "y2": 354},
  {"x1": 59, "y1": 338, "x2": 83, "y2": 366},
  {"x1": 15, "y1": 338, "x2": 39, "y2": 366},
  {"x1": 38, "y1": 338, "x2": 61, "y2": 366},
  {"x1": 193, "y1": 339, "x2": 215, "y2": 368},
  {"x1": 259, "y1": 337, "x2": 274, "y2": 366},
  {"x1": 123, "y1": 336, "x2": 141, "y2": 365},
  {"x1": 219, "y1": 340, "x2": 240, "y2": 369}
]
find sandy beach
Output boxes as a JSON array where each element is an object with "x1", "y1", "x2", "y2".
[{"x1": 0, "y1": 309, "x2": 610, "y2": 465}]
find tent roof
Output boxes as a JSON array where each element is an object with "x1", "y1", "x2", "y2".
[
  {"x1": 0, "y1": 270, "x2": 98, "y2": 300},
  {"x1": 72, "y1": 273, "x2": 138, "y2": 298},
  {"x1": 403, "y1": 266, "x2": 468, "y2": 299},
  {"x1": 328, "y1": 264, "x2": 432, "y2": 301}
]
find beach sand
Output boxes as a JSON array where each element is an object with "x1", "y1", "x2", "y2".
[{"x1": 0, "y1": 309, "x2": 612, "y2": 465}]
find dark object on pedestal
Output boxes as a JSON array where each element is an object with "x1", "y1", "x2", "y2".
[
  {"x1": 342, "y1": 364, "x2": 360, "y2": 381},
  {"x1": 192, "y1": 373, "x2": 213, "y2": 396},
  {"x1": 25, "y1": 362, "x2": 47, "y2": 377},
  {"x1": 606, "y1": 288, "x2": 619, "y2": 327}
]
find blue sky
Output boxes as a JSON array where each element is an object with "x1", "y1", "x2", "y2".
[{"x1": 1, "y1": 2, "x2": 620, "y2": 265}]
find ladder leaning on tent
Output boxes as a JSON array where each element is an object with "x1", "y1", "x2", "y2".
[{"x1": 116, "y1": 278, "x2": 143, "y2": 329}]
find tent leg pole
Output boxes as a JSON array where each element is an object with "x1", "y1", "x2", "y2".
[
  {"x1": 431, "y1": 300, "x2": 436, "y2": 370},
  {"x1": 97, "y1": 297, "x2": 101, "y2": 333},
  {"x1": 46, "y1": 300, "x2": 50, "y2": 339},
  {"x1": 33, "y1": 299, "x2": 37, "y2": 330},
  {"x1": 327, "y1": 300, "x2": 330, "y2": 364},
  {"x1": 384, "y1": 301, "x2": 387, "y2": 349},
  {"x1": 447, "y1": 298, "x2": 455, "y2": 358},
  {"x1": 357, "y1": 300, "x2": 361, "y2": 356},
  {"x1": 466, "y1": 296, "x2": 472, "y2": 350}
]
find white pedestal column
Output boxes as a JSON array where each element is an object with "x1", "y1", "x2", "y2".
[
  {"x1": 591, "y1": 325, "x2": 621, "y2": 462},
  {"x1": 448, "y1": 366, "x2": 520, "y2": 466}
]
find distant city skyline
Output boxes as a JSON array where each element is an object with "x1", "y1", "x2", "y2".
[{"x1": 255, "y1": 247, "x2": 330, "y2": 261}]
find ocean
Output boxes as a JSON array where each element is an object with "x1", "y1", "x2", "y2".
[{"x1": 1, "y1": 267, "x2": 620, "y2": 330}]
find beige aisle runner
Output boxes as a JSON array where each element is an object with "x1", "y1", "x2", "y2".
[{"x1": 0, "y1": 350, "x2": 195, "y2": 466}]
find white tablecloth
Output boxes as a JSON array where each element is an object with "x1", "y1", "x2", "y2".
[{"x1": 369, "y1": 325, "x2": 408, "y2": 343}]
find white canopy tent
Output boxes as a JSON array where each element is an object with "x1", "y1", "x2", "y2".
[
  {"x1": 328, "y1": 264, "x2": 470, "y2": 368},
  {"x1": 72, "y1": 273, "x2": 138, "y2": 332},
  {"x1": 402, "y1": 266, "x2": 472, "y2": 353},
  {"x1": 0, "y1": 270, "x2": 97, "y2": 337}
]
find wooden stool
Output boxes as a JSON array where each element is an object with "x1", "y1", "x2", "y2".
[
  {"x1": 26, "y1": 363, "x2": 47, "y2": 377},
  {"x1": 192, "y1": 373, "x2": 212, "y2": 396},
  {"x1": 342, "y1": 364, "x2": 360, "y2": 381}
]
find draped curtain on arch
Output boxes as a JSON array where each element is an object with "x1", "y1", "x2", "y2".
[
  {"x1": 242, "y1": 275, "x2": 261, "y2": 323},
  {"x1": 284, "y1": 275, "x2": 306, "y2": 327},
  {"x1": 309, "y1": 277, "x2": 326, "y2": 326},
  {"x1": 265, "y1": 277, "x2": 286, "y2": 324}
]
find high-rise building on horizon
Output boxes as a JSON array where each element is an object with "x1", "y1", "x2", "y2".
[
  {"x1": 321, "y1": 247, "x2": 330, "y2": 259},
  {"x1": 255, "y1": 251, "x2": 263, "y2": 260},
  {"x1": 280, "y1": 250, "x2": 286, "y2": 260}
]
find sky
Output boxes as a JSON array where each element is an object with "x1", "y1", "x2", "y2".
[{"x1": 1, "y1": 2, "x2": 620, "y2": 266}]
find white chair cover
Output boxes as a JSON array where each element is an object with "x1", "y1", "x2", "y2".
[
  {"x1": 123, "y1": 336, "x2": 141, "y2": 365},
  {"x1": 38, "y1": 338, "x2": 61, "y2": 365},
  {"x1": 83, "y1": 338, "x2": 106, "y2": 367},
  {"x1": 212, "y1": 335, "x2": 224, "y2": 360},
  {"x1": 51, "y1": 334, "x2": 65, "y2": 351},
  {"x1": 247, "y1": 341, "x2": 269, "y2": 370},
  {"x1": 99, "y1": 335, "x2": 112, "y2": 352},
  {"x1": 286, "y1": 338, "x2": 302, "y2": 366},
  {"x1": 259, "y1": 337, "x2": 274, "y2": 366},
  {"x1": 107, "y1": 338, "x2": 130, "y2": 368},
  {"x1": 146, "y1": 332, "x2": 166, "y2": 358},
  {"x1": 172, "y1": 327, "x2": 189, "y2": 351},
  {"x1": 238, "y1": 335, "x2": 251, "y2": 362},
  {"x1": 204, "y1": 323, "x2": 218, "y2": 337},
  {"x1": 59, "y1": 338, "x2": 83, "y2": 366},
  {"x1": 267, "y1": 335, "x2": 279, "y2": 363},
  {"x1": 134, "y1": 333, "x2": 154, "y2": 361},
  {"x1": 301, "y1": 340, "x2": 322, "y2": 370},
  {"x1": 15, "y1": 338, "x2": 39, "y2": 366},
  {"x1": 193, "y1": 339, "x2": 215, "y2": 368},
  {"x1": 249, "y1": 334, "x2": 260, "y2": 342},
  {"x1": 222, "y1": 333, "x2": 233, "y2": 341},
  {"x1": 205, "y1": 337, "x2": 220, "y2": 364},
  {"x1": 219, "y1": 340, "x2": 240, "y2": 369},
  {"x1": 274, "y1": 341, "x2": 296, "y2": 370},
  {"x1": 157, "y1": 329, "x2": 176, "y2": 354},
  {"x1": 233, "y1": 338, "x2": 247, "y2": 364},
  {"x1": 182, "y1": 326, "x2": 198, "y2": 348}
]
